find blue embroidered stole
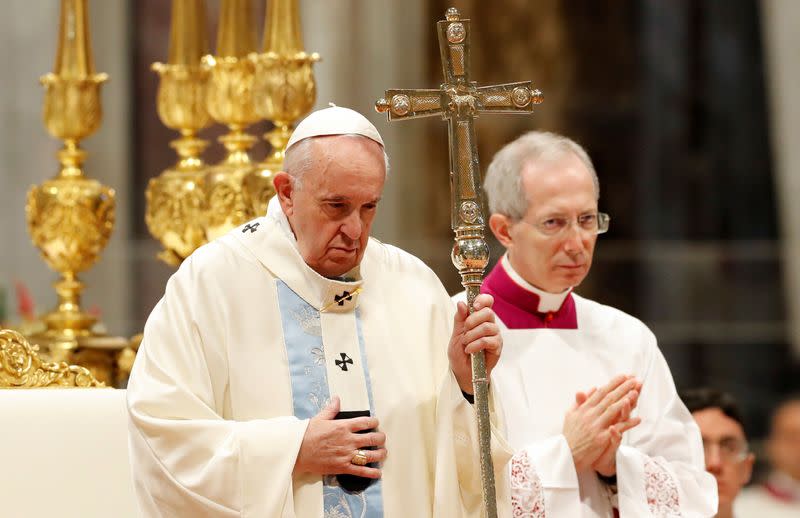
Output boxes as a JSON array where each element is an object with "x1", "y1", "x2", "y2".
[{"x1": 276, "y1": 280, "x2": 384, "y2": 517}]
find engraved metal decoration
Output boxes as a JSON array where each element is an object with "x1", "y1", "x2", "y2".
[
  {"x1": 247, "y1": 0, "x2": 320, "y2": 217},
  {"x1": 27, "y1": 0, "x2": 131, "y2": 386},
  {"x1": 0, "y1": 329, "x2": 104, "y2": 388},
  {"x1": 460, "y1": 200, "x2": 480, "y2": 224},
  {"x1": 376, "y1": 7, "x2": 542, "y2": 517},
  {"x1": 146, "y1": 0, "x2": 213, "y2": 266},
  {"x1": 202, "y1": 0, "x2": 260, "y2": 240}
]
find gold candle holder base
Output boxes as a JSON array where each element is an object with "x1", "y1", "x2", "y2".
[
  {"x1": 29, "y1": 330, "x2": 131, "y2": 387},
  {"x1": 146, "y1": 135, "x2": 210, "y2": 267},
  {"x1": 203, "y1": 130, "x2": 258, "y2": 240},
  {"x1": 243, "y1": 124, "x2": 291, "y2": 216}
]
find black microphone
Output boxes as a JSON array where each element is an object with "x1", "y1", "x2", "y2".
[{"x1": 334, "y1": 409, "x2": 376, "y2": 493}]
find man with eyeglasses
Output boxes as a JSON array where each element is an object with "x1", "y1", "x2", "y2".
[
  {"x1": 681, "y1": 388, "x2": 754, "y2": 518},
  {"x1": 454, "y1": 131, "x2": 716, "y2": 516}
]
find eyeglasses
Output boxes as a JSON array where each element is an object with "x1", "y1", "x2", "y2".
[
  {"x1": 522, "y1": 212, "x2": 610, "y2": 238},
  {"x1": 702, "y1": 437, "x2": 749, "y2": 463}
]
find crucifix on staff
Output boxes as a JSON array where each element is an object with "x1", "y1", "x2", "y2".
[{"x1": 377, "y1": 7, "x2": 543, "y2": 517}]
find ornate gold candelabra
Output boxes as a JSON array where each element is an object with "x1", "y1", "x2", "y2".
[
  {"x1": 245, "y1": 0, "x2": 319, "y2": 216},
  {"x1": 26, "y1": 0, "x2": 131, "y2": 386},
  {"x1": 146, "y1": 0, "x2": 213, "y2": 266},
  {"x1": 202, "y1": 0, "x2": 260, "y2": 239}
]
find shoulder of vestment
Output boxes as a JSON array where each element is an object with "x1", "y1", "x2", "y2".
[
  {"x1": 363, "y1": 238, "x2": 444, "y2": 286},
  {"x1": 571, "y1": 292, "x2": 657, "y2": 345}
]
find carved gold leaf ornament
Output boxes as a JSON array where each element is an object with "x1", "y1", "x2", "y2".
[
  {"x1": 26, "y1": 177, "x2": 115, "y2": 275},
  {"x1": 200, "y1": 0, "x2": 262, "y2": 238},
  {"x1": 0, "y1": 329, "x2": 104, "y2": 388},
  {"x1": 204, "y1": 55, "x2": 260, "y2": 129},
  {"x1": 153, "y1": 63, "x2": 212, "y2": 133},
  {"x1": 22, "y1": 0, "x2": 131, "y2": 387},
  {"x1": 145, "y1": 172, "x2": 207, "y2": 266},
  {"x1": 243, "y1": 0, "x2": 320, "y2": 217},
  {"x1": 40, "y1": 74, "x2": 106, "y2": 141},
  {"x1": 146, "y1": 0, "x2": 213, "y2": 266}
]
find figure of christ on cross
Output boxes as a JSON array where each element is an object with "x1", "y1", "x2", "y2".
[{"x1": 376, "y1": 7, "x2": 543, "y2": 517}]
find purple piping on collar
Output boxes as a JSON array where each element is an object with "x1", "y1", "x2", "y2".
[{"x1": 480, "y1": 261, "x2": 577, "y2": 330}]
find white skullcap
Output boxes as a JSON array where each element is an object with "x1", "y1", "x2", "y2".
[{"x1": 285, "y1": 105, "x2": 384, "y2": 151}]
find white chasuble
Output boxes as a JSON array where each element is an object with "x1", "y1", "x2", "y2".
[
  {"x1": 127, "y1": 210, "x2": 512, "y2": 518},
  {"x1": 454, "y1": 257, "x2": 717, "y2": 517}
]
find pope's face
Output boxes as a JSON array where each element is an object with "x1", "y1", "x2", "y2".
[
  {"x1": 278, "y1": 136, "x2": 385, "y2": 278},
  {"x1": 693, "y1": 408, "x2": 753, "y2": 509},
  {"x1": 491, "y1": 153, "x2": 597, "y2": 293}
]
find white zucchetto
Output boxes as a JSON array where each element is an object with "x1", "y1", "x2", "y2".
[{"x1": 285, "y1": 105, "x2": 384, "y2": 151}]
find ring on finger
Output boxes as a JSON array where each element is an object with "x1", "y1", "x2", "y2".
[{"x1": 351, "y1": 449, "x2": 369, "y2": 466}]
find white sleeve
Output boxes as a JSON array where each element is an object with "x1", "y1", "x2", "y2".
[
  {"x1": 433, "y1": 287, "x2": 513, "y2": 518},
  {"x1": 434, "y1": 370, "x2": 513, "y2": 518},
  {"x1": 126, "y1": 255, "x2": 309, "y2": 517},
  {"x1": 510, "y1": 435, "x2": 583, "y2": 517},
  {"x1": 616, "y1": 332, "x2": 718, "y2": 517}
]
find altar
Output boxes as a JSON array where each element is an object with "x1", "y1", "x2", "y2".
[{"x1": 0, "y1": 388, "x2": 137, "y2": 517}]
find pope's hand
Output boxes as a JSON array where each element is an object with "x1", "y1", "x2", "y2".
[
  {"x1": 294, "y1": 396, "x2": 387, "y2": 478},
  {"x1": 448, "y1": 294, "x2": 502, "y2": 395},
  {"x1": 562, "y1": 375, "x2": 642, "y2": 474}
]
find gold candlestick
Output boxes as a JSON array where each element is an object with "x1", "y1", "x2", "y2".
[
  {"x1": 26, "y1": 0, "x2": 131, "y2": 386},
  {"x1": 146, "y1": 0, "x2": 213, "y2": 266},
  {"x1": 245, "y1": 0, "x2": 319, "y2": 216},
  {"x1": 202, "y1": 0, "x2": 260, "y2": 239}
]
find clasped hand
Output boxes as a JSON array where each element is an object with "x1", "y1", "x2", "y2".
[
  {"x1": 294, "y1": 396, "x2": 387, "y2": 478},
  {"x1": 562, "y1": 374, "x2": 643, "y2": 477},
  {"x1": 295, "y1": 294, "x2": 502, "y2": 478}
]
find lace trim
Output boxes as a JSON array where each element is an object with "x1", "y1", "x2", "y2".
[
  {"x1": 510, "y1": 450, "x2": 546, "y2": 517},
  {"x1": 644, "y1": 457, "x2": 681, "y2": 517}
]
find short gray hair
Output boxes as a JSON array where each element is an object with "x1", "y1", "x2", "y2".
[
  {"x1": 483, "y1": 131, "x2": 599, "y2": 220},
  {"x1": 283, "y1": 134, "x2": 390, "y2": 189}
]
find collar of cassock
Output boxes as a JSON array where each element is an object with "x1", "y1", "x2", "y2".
[
  {"x1": 480, "y1": 254, "x2": 578, "y2": 330},
  {"x1": 764, "y1": 471, "x2": 800, "y2": 503},
  {"x1": 231, "y1": 197, "x2": 363, "y2": 313}
]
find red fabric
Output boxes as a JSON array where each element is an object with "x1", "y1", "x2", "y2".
[
  {"x1": 763, "y1": 481, "x2": 800, "y2": 503},
  {"x1": 480, "y1": 261, "x2": 577, "y2": 330},
  {"x1": 15, "y1": 281, "x2": 35, "y2": 320}
]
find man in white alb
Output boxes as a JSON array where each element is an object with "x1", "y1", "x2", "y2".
[
  {"x1": 736, "y1": 396, "x2": 800, "y2": 517},
  {"x1": 455, "y1": 131, "x2": 717, "y2": 516},
  {"x1": 681, "y1": 388, "x2": 754, "y2": 518},
  {"x1": 127, "y1": 106, "x2": 511, "y2": 517}
]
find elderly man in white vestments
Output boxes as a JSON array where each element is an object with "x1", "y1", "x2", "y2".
[
  {"x1": 127, "y1": 106, "x2": 512, "y2": 517},
  {"x1": 454, "y1": 131, "x2": 717, "y2": 516}
]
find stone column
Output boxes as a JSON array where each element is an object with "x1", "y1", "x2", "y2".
[{"x1": 761, "y1": 0, "x2": 800, "y2": 356}]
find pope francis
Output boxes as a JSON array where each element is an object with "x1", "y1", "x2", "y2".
[{"x1": 126, "y1": 107, "x2": 511, "y2": 517}]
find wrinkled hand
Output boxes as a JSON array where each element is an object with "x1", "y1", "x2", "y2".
[
  {"x1": 562, "y1": 375, "x2": 642, "y2": 473},
  {"x1": 294, "y1": 396, "x2": 387, "y2": 478},
  {"x1": 448, "y1": 294, "x2": 502, "y2": 395}
]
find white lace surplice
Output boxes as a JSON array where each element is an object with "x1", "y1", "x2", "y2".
[{"x1": 453, "y1": 282, "x2": 717, "y2": 518}]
